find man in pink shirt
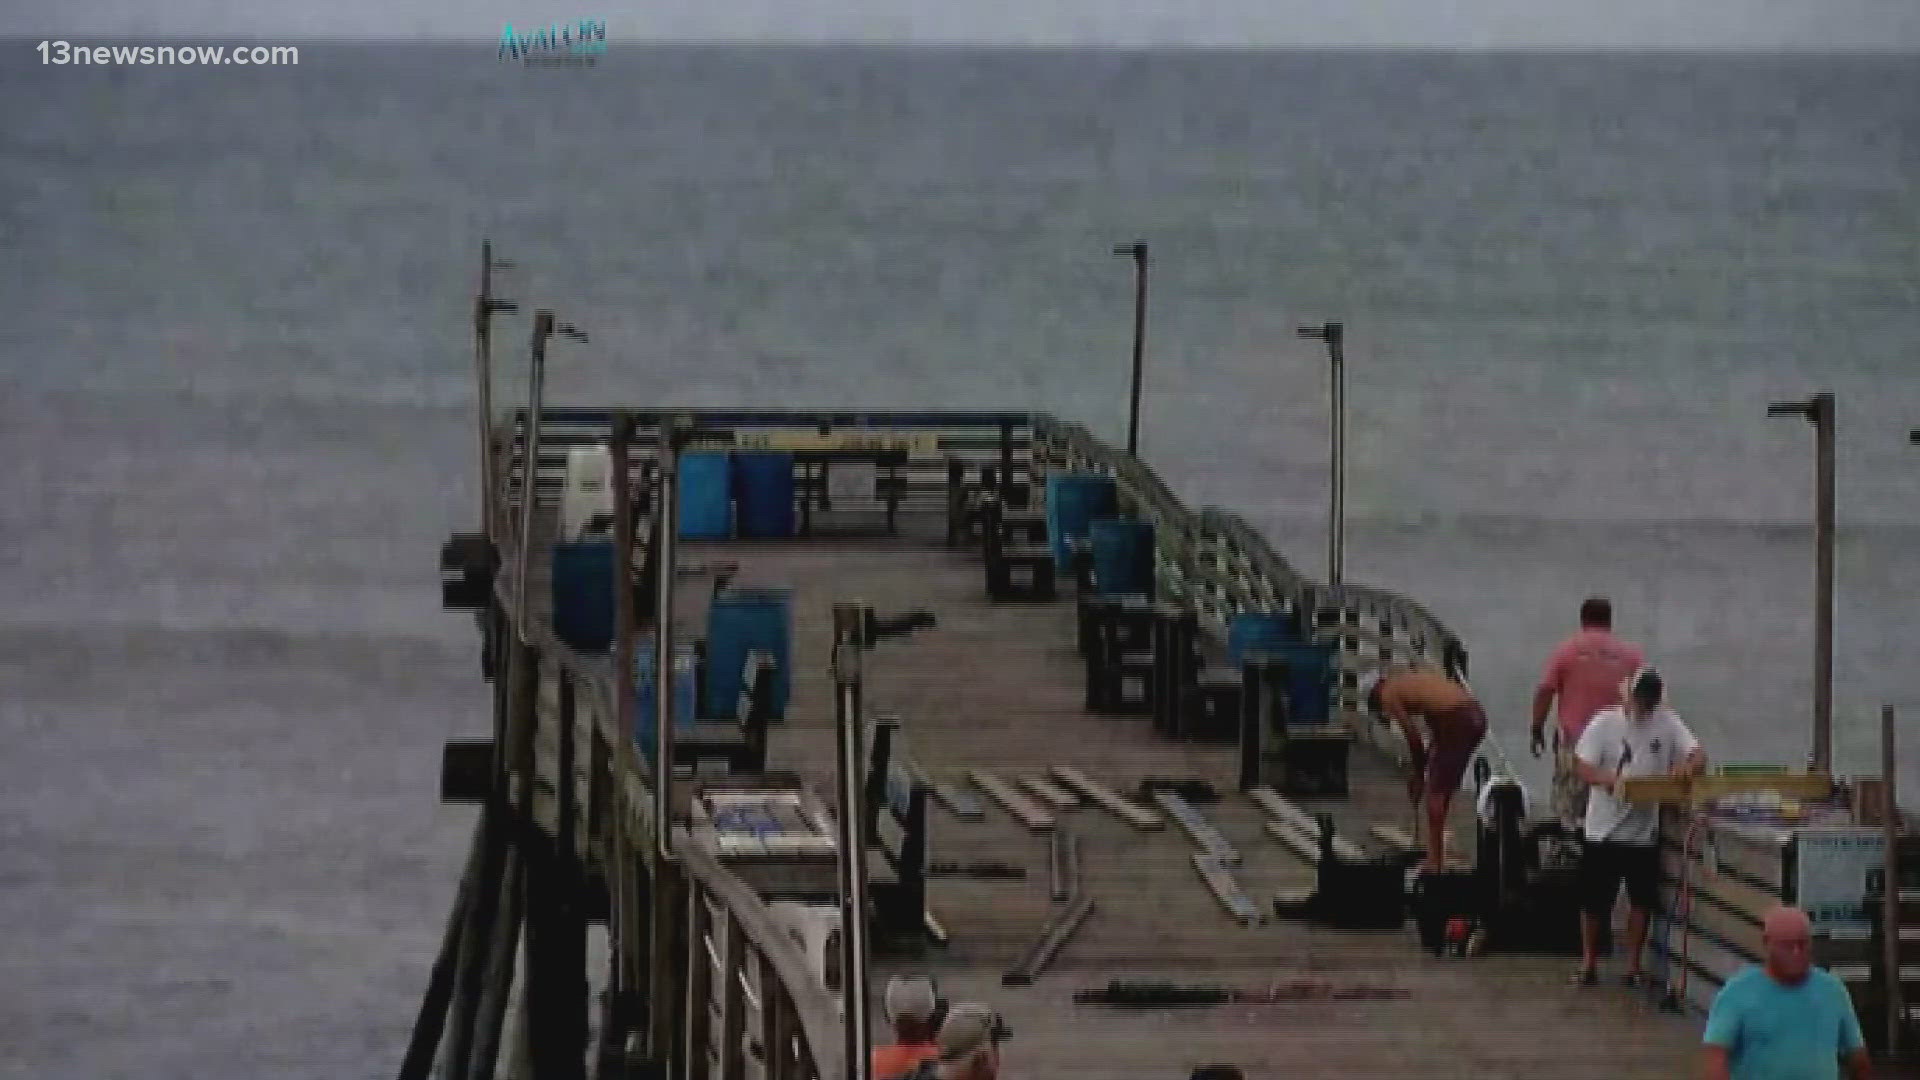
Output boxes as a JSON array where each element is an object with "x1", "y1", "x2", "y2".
[{"x1": 1531, "y1": 597, "x2": 1645, "y2": 831}]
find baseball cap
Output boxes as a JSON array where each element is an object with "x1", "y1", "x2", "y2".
[
  {"x1": 884, "y1": 976, "x2": 938, "y2": 1024},
  {"x1": 1627, "y1": 666, "x2": 1664, "y2": 710},
  {"x1": 936, "y1": 1003, "x2": 999, "y2": 1060}
]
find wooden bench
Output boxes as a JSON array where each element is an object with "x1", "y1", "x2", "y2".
[
  {"x1": 672, "y1": 651, "x2": 775, "y2": 775},
  {"x1": 863, "y1": 716, "x2": 932, "y2": 949},
  {"x1": 981, "y1": 497, "x2": 1056, "y2": 601},
  {"x1": 947, "y1": 458, "x2": 1038, "y2": 548}
]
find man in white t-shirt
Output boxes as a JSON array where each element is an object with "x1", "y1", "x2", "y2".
[{"x1": 1571, "y1": 666, "x2": 1706, "y2": 987}]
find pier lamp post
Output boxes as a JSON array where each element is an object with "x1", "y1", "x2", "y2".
[
  {"x1": 474, "y1": 240, "x2": 519, "y2": 539},
  {"x1": 1766, "y1": 393, "x2": 1835, "y2": 774},
  {"x1": 1296, "y1": 322, "x2": 1347, "y2": 590},
  {"x1": 829, "y1": 603, "x2": 934, "y2": 1080},
  {"x1": 512, "y1": 311, "x2": 590, "y2": 646},
  {"x1": 1113, "y1": 241, "x2": 1149, "y2": 457}
]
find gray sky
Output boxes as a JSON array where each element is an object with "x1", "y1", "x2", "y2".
[{"x1": 9, "y1": 0, "x2": 1920, "y2": 50}]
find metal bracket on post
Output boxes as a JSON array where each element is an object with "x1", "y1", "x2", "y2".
[{"x1": 830, "y1": 601, "x2": 935, "y2": 1080}]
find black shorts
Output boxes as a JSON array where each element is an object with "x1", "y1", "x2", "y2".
[{"x1": 1580, "y1": 840, "x2": 1660, "y2": 916}]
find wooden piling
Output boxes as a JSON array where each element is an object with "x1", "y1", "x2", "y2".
[
  {"x1": 444, "y1": 807, "x2": 508, "y2": 1080},
  {"x1": 396, "y1": 818, "x2": 487, "y2": 1080},
  {"x1": 466, "y1": 845, "x2": 526, "y2": 1080}
]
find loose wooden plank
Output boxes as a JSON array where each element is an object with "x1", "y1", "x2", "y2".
[
  {"x1": 1368, "y1": 822, "x2": 1468, "y2": 871},
  {"x1": 1049, "y1": 830, "x2": 1079, "y2": 902},
  {"x1": 1002, "y1": 895, "x2": 1096, "y2": 986},
  {"x1": 1249, "y1": 787, "x2": 1364, "y2": 861},
  {"x1": 971, "y1": 770, "x2": 1056, "y2": 831},
  {"x1": 1192, "y1": 853, "x2": 1263, "y2": 926},
  {"x1": 1151, "y1": 789, "x2": 1240, "y2": 866},
  {"x1": 1263, "y1": 819, "x2": 1320, "y2": 864},
  {"x1": 1622, "y1": 773, "x2": 1834, "y2": 804},
  {"x1": 1020, "y1": 775, "x2": 1082, "y2": 810},
  {"x1": 927, "y1": 781, "x2": 985, "y2": 821},
  {"x1": 1049, "y1": 765, "x2": 1163, "y2": 830}
]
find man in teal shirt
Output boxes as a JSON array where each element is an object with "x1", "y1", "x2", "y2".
[{"x1": 1702, "y1": 905, "x2": 1871, "y2": 1079}]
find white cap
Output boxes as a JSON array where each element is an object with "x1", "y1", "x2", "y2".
[
  {"x1": 936, "y1": 1003, "x2": 996, "y2": 1060},
  {"x1": 883, "y1": 976, "x2": 937, "y2": 1024}
]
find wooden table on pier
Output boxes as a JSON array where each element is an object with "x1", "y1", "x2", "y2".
[{"x1": 792, "y1": 447, "x2": 910, "y2": 537}]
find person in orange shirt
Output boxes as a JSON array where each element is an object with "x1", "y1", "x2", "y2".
[
  {"x1": 1531, "y1": 597, "x2": 1645, "y2": 832},
  {"x1": 871, "y1": 976, "x2": 941, "y2": 1079}
]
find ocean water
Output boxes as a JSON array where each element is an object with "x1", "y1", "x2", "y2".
[{"x1": 2, "y1": 44, "x2": 1917, "y2": 1078}]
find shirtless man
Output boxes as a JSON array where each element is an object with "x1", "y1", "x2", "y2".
[{"x1": 1362, "y1": 664, "x2": 1489, "y2": 873}]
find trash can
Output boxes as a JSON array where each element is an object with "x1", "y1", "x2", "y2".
[
  {"x1": 733, "y1": 452, "x2": 797, "y2": 538},
  {"x1": 1089, "y1": 518, "x2": 1155, "y2": 597},
  {"x1": 1045, "y1": 474, "x2": 1117, "y2": 570},
  {"x1": 705, "y1": 589, "x2": 792, "y2": 719},
  {"x1": 677, "y1": 451, "x2": 733, "y2": 539},
  {"x1": 550, "y1": 539, "x2": 614, "y2": 652},
  {"x1": 1227, "y1": 610, "x2": 1304, "y2": 664}
]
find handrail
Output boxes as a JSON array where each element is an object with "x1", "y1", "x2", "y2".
[{"x1": 676, "y1": 831, "x2": 848, "y2": 1080}]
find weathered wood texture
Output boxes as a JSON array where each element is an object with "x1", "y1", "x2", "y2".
[
  {"x1": 671, "y1": 541, "x2": 1703, "y2": 1079},
  {"x1": 480, "y1": 410, "x2": 1696, "y2": 1080}
]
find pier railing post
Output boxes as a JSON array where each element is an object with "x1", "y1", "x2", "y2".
[
  {"x1": 831, "y1": 603, "x2": 874, "y2": 1080},
  {"x1": 1883, "y1": 704, "x2": 1903, "y2": 1053},
  {"x1": 645, "y1": 417, "x2": 686, "y2": 1078}
]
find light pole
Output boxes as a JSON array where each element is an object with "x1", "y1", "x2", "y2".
[
  {"x1": 474, "y1": 240, "x2": 518, "y2": 540},
  {"x1": 828, "y1": 603, "x2": 934, "y2": 1080},
  {"x1": 1767, "y1": 393, "x2": 1835, "y2": 773},
  {"x1": 1296, "y1": 322, "x2": 1347, "y2": 590},
  {"x1": 1113, "y1": 241, "x2": 1149, "y2": 457}
]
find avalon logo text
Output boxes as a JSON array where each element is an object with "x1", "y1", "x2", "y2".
[{"x1": 499, "y1": 18, "x2": 605, "y2": 66}]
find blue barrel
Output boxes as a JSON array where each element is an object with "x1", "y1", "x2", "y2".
[
  {"x1": 550, "y1": 540, "x2": 614, "y2": 652},
  {"x1": 1089, "y1": 518, "x2": 1155, "y2": 597},
  {"x1": 678, "y1": 452, "x2": 733, "y2": 539},
  {"x1": 705, "y1": 589, "x2": 791, "y2": 719},
  {"x1": 1243, "y1": 640, "x2": 1337, "y2": 726},
  {"x1": 1227, "y1": 610, "x2": 1303, "y2": 664},
  {"x1": 1046, "y1": 474, "x2": 1118, "y2": 569},
  {"x1": 732, "y1": 452, "x2": 797, "y2": 538},
  {"x1": 635, "y1": 641, "x2": 699, "y2": 764}
]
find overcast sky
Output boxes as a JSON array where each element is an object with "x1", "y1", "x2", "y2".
[{"x1": 8, "y1": 0, "x2": 1920, "y2": 50}]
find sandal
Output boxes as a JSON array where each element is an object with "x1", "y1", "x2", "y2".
[{"x1": 1570, "y1": 967, "x2": 1598, "y2": 987}]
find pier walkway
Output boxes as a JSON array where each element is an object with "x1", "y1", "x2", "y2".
[
  {"x1": 420, "y1": 409, "x2": 1702, "y2": 1080},
  {"x1": 687, "y1": 540, "x2": 1702, "y2": 1079}
]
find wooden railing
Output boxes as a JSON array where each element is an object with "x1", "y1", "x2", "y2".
[{"x1": 1032, "y1": 416, "x2": 1472, "y2": 765}]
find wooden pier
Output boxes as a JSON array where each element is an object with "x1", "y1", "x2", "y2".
[{"x1": 415, "y1": 408, "x2": 1711, "y2": 1079}]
